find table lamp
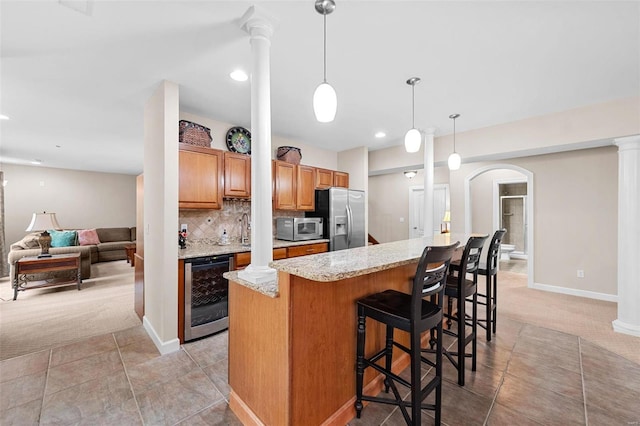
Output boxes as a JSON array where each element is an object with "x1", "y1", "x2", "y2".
[
  {"x1": 25, "y1": 212, "x2": 61, "y2": 258},
  {"x1": 441, "y1": 211, "x2": 451, "y2": 234}
]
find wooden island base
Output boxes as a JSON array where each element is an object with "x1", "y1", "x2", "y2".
[{"x1": 228, "y1": 263, "x2": 424, "y2": 425}]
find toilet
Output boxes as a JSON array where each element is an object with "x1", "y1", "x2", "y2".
[{"x1": 500, "y1": 244, "x2": 516, "y2": 261}]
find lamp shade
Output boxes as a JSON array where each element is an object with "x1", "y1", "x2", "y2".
[
  {"x1": 313, "y1": 82, "x2": 337, "y2": 123},
  {"x1": 25, "y1": 212, "x2": 61, "y2": 232},
  {"x1": 448, "y1": 152, "x2": 461, "y2": 170},
  {"x1": 404, "y1": 128, "x2": 421, "y2": 153}
]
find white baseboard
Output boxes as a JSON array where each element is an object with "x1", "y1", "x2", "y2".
[
  {"x1": 143, "y1": 316, "x2": 181, "y2": 355},
  {"x1": 612, "y1": 319, "x2": 640, "y2": 337},
  {"x1": 532, "y1": 282, "x2": 618, "y2": 303},
  {"x1": 510, "y1": 253, "x2": 528, "y2": 260}
]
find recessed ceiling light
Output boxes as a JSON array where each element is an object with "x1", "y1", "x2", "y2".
[
  {"x1": 0, "y1": 114, "x2": 9, "y2": 120},
  {"x1": 374, "y1": 131, "x2": 386, "y2": 138},
  {"x1": 230, "y1": 70, "x2": 248, "y2": 82}
]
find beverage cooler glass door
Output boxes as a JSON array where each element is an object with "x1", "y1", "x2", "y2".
[{"x1": 185, "y1": 255, "x2": 231, "y2": 341}]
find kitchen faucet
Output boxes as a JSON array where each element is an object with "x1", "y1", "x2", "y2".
[{"x1": 241, "y1": 213, "x2": 250, "y2": 246}]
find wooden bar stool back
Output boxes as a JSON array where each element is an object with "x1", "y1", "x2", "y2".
[
  {"x1": 442, "y1": 235, "x2": 488, "y2": 386},
  {"x1": 355, "y1": 242, "x2": 459, "y2": 425},
  {"x1": 476, "y1": 229, "x2": 507, "y2": 341}
]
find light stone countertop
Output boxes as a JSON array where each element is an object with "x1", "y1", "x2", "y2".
[
  {"x1": 178, "y1": 238, "x2": 330, "y2": 260},
  {"x1": 225, "y1": 233, "x2": 470, "y2": 297}
]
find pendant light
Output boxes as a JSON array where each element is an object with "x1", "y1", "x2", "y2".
[
  {"x1": 404, "y1": 77, "x2": 421, "y2": 153},
  {"x1": 448, "y1": 113, "x2": 462, "y2": 170},
  {"x1": 313, "y1": 0, "x2": 337, "y2": 123}
]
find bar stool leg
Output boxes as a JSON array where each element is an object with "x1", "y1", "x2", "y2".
[
  {"x1": 384, "y1": 325, "x2": 394, "y2": 392},
  {"x1": 355, "y1": 307, "x2": 366, "y2": 418},
  {"x1": 472, "y1": 291, "x2": 478, "y2": 372},
  {"x1": 485, "y1": 273, "x2": 493, "y2": 342},
  {"x1": 410, "y1": 326, "x2": 421, "y2": 424},
  {"x1": 492, "y1": 274, "x2": 498, "y2": 334},
  {"x1": 435, "y1": 321, "x2": 443, "y2": 424},
  {"x1": 457, "y1": 291, "x2": 465, "y2": 386}
]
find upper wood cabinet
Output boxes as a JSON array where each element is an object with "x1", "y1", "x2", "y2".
[
  {"x1": 224, "y1": 151, "x2": 251, "y2": 199},
  {"x1": 334, "y1": 171, "x2": 349, "y2": 189},
  {"x1": 273, "y1": 161, "x2": 316, "y2": 211},
  {"x1": 273, "y1": 160, "x2": 297, "y2": 210},
  {"x1": 296, "y1": 165, "x2": 316, "y2": 211},
  {"x1": 315, "y1": 168, "x2": 334, "y2": 189},
  {"x1": 179, "y1": 143, "x2": 223, "y2": 209}
]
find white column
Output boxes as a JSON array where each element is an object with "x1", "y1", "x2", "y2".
[
  {"x1": 422, "y1": 128, "x2": 435, "y2": 237},
  {"x1": 613, "y1": 135, "x2": 640, "y2": 337},
  {"x1": 238, "y1": 7, "x2": 277, "y2": 285}
]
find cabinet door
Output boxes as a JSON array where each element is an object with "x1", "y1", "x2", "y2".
[
  {"x1": 296, "y1": 165, "x2": 316, "y2": 211},
  {"x1": 179, "y1": 144, "x2": 223, "y2": 209},
  {"x1": 224, "y1": 151, "x2": 251, "y2": 198},
  {"x1": 315, "y1": 168, "x2": 334, "y2": 189},
  {"x1": 273, "y1": 160, "x2": 297, "y2": 210},
  {"x1": 334, "y1": 171, "x2": 349, "y2": 189},
  {"x1": 287, "y1": 242, "x2": 328, "y2": 258}
]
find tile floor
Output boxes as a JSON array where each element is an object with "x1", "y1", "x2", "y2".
[{"x1": 2, "y1": 317, "x2": 640, "y2": 425}]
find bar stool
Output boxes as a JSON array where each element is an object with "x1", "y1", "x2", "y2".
[
  {"x1": 442, "y1": 235, "x2": 488, "y2": 386},
  {"x1": 476, "y1": 229, "x2": 507, "y2": 341},
  {"x1": 355, "y1": 242, "x2": 459, "y2": 425}
]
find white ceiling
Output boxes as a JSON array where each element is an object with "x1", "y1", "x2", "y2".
[{"x1": 1, "y1": 1, "x2": 638, "y2": 175}]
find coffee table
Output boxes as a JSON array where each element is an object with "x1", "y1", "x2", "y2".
[{"x1": 13, "y1": 253, "x2": 82, "y2": 300}]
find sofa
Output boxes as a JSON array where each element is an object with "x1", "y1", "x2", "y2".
[{"x1": 8, "y1": 227, "x2": 136, "y2": 282}]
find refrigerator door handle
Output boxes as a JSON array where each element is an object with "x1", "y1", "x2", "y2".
[{"x1": 346, "y1": 204, "x2": 353, "y2": 247}]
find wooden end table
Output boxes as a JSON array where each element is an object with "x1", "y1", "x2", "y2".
[
  {"x1": 13, "y1": 253, "x2": 82, "y2": 300},
  {"x1": 124, "y1": 243, "x2": 136, "y2": 267}
]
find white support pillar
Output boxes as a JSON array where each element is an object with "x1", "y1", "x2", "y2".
[
  {"x1": 422, "y1": 128, "x2": 435, "y2": 237},
  {"x1": 238, "y1": 7, "x2": 278, "y2": 285},
  {"x1": 613, "y1": 135, "x2": 640, "y2": 337}
]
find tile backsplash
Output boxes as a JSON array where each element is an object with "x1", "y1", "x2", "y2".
[{"x1": 179, "y1": 201, "x2": 303, "y2": 243}]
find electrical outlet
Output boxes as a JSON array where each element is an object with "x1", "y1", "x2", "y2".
[
  {"x1": 180, "y1": 224, "x2": 188, "y2": 232},
  {"x1": 577, "y1": 269, "x2": 584, "y2": 278}
]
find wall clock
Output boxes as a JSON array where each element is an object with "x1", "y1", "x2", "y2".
[{"x1": 225, "y1": 126, "x2": 251, "y2": 155}]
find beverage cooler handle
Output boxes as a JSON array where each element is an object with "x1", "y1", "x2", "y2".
[{"x1": 346, "y1": 205, "x2": 353, "y2": 247}]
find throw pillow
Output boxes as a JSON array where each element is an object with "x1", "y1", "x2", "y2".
[
  {"x1": 49, "y1": 230, "x2": 78, "y2": 247},
  {"x1": 17, "y1": 233, "x2": 41, "y2": 249},
  {"x1": 78, "y1": 228, "x2": 101, "y2": 246}
]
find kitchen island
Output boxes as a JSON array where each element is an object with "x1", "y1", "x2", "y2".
[{"x1": 225, "y1": 234, "x2": 464, "y2": 426}]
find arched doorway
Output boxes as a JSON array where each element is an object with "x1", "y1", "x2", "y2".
[{"x1": 464, "y1": 164, "x2": 534, "y2": 288}]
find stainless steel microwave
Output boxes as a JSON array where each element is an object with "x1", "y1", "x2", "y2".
[{"x1": 276, "y1": 217, "x2": 323, "y2": 241}]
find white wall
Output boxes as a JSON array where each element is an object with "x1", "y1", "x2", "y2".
[
  {"x1": 180, "y1": 111, "x2": 339, "y2": 170},
  {"x1": 3, "y1": 163, "x2": 136, "y2": 247},
  {"x1": 368, "y1": 167, "x2": 449, "y2": 243},
  {"x1": 143, "y1": 80, "x2": 180, "y2": 354}
]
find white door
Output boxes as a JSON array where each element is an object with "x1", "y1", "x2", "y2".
[
  {"x1": 409, "y1": 185, "x2": 449, "y2": 238},
  {"x1": 409, "y1": 186, "x2": 424, "y2": 238}
]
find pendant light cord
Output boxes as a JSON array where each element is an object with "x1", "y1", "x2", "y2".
[
  {"x1": 453, "y1": 117, "x2": 456, "y2": 152},
  {"x1": 323, "y1": 13, "x2": 327, "y2": 83},
  {"x1": 411, "y1": 84, "x2": 415, "y2": 128}
]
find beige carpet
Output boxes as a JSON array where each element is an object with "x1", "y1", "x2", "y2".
[
  {"x1": 496, "y1": 270, "x2": 640, "y2": 365},
  {"x1": 0, "y1": 260, "x2": 141, "y2": 361}
]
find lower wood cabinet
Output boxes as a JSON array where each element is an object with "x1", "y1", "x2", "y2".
[
  {"x1": 233, "y1": 243, "x2": 327, "y2": 270},
  {"x1": 286, "y1": 242, "x2": 328, "y2": 258},
  {"x1": 234, "y1": 247, "x2": 288, "y2": 270}
]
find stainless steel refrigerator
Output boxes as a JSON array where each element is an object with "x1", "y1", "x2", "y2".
[{"x1": 307, "y1": 188, "x2": 366, "y2": 251}]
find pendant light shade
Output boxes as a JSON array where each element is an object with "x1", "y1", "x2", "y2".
[
  {"x1": 448, "y1": 113, "x2": 461, "y2": 170},
  {"x1": 313, "y1": 82, "x2": 337, "y2": 123},
  {"x1": 313, "y1": 0, "x2": 337, "y2": 123},
  {"x1": 448, "y1": 152, "x2": 461, "y2": 170},
  {"x1": 404, "y1": 128, "x2": 421, "y2": 153},
  {"x1": 404, "y1": 77, "x2": 421, "y2": 153}
]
